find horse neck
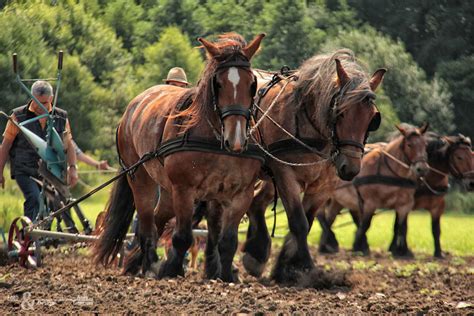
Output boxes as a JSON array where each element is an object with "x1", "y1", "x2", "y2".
[
  {"x1": 426, "y1": 146, "x2": 450, "y2": 182},
  {"x1": 382, "y1": 136, "x2": 413, "y2": 178}
]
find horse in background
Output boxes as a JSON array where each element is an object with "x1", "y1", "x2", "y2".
[
  {"x1": 322, "y1": 123, "x2": 429, "y2": 257},
  {"x1": 242, "y1": 49, "x2": 386, "y2": 283},
  {"x1": 93, "y1": 33, "x2": 265, "y2": 282},
  {"x1": 410, "y1": 132, "x2": 472, "y2": 257}
]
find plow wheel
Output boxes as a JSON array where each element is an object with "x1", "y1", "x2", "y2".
[{"x1": 8, "y1": 216, "x2": 41, "y2": 268}]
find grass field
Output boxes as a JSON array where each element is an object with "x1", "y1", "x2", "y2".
[{"x1": 1, "y1": 166, "x2": 473, "y2": 257}]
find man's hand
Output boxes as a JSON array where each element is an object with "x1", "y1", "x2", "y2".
[
  {"x1": 68, "y1": 165, "x2": 78, "y2": 188},
  {"x1": 97, "y1": 160, "x2": 112, "y2": 170},
  {"x1": 0, "y1": 172, "x2": 5, "y2": 189}
]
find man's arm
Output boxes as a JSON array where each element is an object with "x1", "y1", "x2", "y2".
[
  {"x1": 0, "y1": 116, "x2": 19, "y2": 189},
  {"x1": 63, "y1": 119, "x2": 78, "y2": 187},
  {"x1": 0, "y1": 138, "x2": 13, "y2": 189}
]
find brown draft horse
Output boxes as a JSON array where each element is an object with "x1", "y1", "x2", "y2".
[
  {"x1": 242, "y1": 50, "x2": 386, "y2": 283},
  {"x1": 409, "y1": 132, "x2": 472, "y2": 257},
  {"x1": 93, "y1": 33, "x2": 265, "y2": 282},
  {"x1": 322, "y1": 123, "x2": 430, "y2": 257}
]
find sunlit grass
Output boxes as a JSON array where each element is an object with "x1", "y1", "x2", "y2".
[{"x1": 1, "y1": 166, "x2": 473, "y2": 256}]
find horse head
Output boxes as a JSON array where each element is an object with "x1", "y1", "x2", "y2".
[
  {"x1": 198, "y1": 33, "x2": 265, "y2": 153},
  {"x1": 329, "y1": 57, "x2": 386, "y2": 180},
  {"x1": 396, "y1": 122, "x2": 430, "y2": 177}
]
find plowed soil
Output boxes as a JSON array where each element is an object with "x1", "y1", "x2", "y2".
[{"x1": 1, "y1": 246, "x2": 473, "y2": 314}]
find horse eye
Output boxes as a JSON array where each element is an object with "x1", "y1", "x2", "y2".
[
  {"x1": 456, "y1": 156, "x2": 463, "y2": 161},
  {"x1": 407, "y1": 143, "x2": 412, "y2": 148}
]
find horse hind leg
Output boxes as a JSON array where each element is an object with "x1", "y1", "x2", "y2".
[
  {"x1": 241, "y1": 180, "x2": 274, "y2": 278},
  {"x1": 125, "y1": 169, "x2": 160, "y2": 277},
  {"x1": 316, "y1": 199, "x2": 341, "y2": 254}
]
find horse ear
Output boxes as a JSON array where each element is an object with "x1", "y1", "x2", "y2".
[
  {"x1": 243, "y1": 33, "x2": 265, "y2": 60},
  {"x1": 335, "y1": 59, "x2": 350, "y2": 87},
  {"x1": 419, "y1": 122, "x2": 429, "y2": 134},
  {"x1": 370, "y1": 68, "x2": 387, "y2": 91},
  {"x1": 395, "y1": 124, "x2": 406, "y2": 136},
  {"x1": 197, "y1": 37, "x2": 220, "y2": 57}
]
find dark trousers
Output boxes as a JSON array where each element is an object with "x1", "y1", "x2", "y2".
[{"x1": 15, "y1": 174, "x2": 41, "y2": 221}]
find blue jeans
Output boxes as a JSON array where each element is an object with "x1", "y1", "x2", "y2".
[{"x1": 15, "y1": 174, "x2": 41, "y2": 221}]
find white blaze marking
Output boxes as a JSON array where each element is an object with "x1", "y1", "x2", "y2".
[
  {"x1": 227, "y1": 67, "x2": 240, "y2": 101},
  {"x1": 234, "y1": 120, "x2": 242, "y2": 147}
]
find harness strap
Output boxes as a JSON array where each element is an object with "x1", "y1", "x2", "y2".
[
  {"x1": 267, "y1": 137, "x2": 327, "y2": 156},
  {"x1": 158, "y1": 136, "x2": 266, "y2": 163},
  {"x1": 352, "y1": 175, "x2": 417, "y2": 188}
]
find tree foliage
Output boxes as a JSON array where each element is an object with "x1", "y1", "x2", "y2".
[{"x1": 322, "y1": 27, "x2": 454, "y2": 133}]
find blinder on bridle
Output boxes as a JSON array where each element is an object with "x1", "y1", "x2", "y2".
[
  {"x1": 329, "y1": 90, "x2": 381, "y2": 160},
  {"x1": 211, "y1": 54, "x2": 257, "y2": 125}
]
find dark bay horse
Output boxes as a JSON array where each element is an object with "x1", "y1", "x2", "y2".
[
  {"x1": 242, "y1": 50, "x2": 386, "y2": 283},
  {"x1": 93, "y1": 33, "x2": 265, "y2": 282},
  {"x1": 410, "y1": 132, "x2": 472, "y2": 257},
  {"x1": 322, "y1": 123, "x2": 430, "y2": 257}
]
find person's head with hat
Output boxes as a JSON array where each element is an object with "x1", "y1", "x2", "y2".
[{"x1": 163, "y1": 67, "x2": 190, "y2": 88}]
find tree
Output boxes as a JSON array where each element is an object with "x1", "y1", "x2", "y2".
[
  {"x1": 437, "y1": 56, "x2": 474, "y2": 138},
  {"x1": 253, "y1": 0, "x2": 325, "y2": 70},
  {"x1": 103, "y1": 0, "x2": 151, "y2": 51},
  {"x1": 322, "y1": 27, "x2": 454, "y2": 133},
  {"x1": 136, "y1": 26, "x2": 204, "y2": 90}
]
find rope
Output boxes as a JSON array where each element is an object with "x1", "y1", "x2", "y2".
[
  {"x1": 250, "y1": 135, "x2": 330, "y2": 167},
  {"x1": 77, "y1": 169, "x2": 118, "y2": 174},
  {"x1": 380, "y1": 149, "x2": 411, "y2": 170},
  {"x1": 419, "y1": 177, "x2": 448, "y2": 196}
]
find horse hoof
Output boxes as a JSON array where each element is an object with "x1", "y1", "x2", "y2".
[
  {"x1": 434, "y1": 252, "x2": 444, "y2": 259},
  {"x1": 319, "y1": 243, "x2": 339, "y2": 254},
  {"x1": 242, "y1": 253, "x2": 266, "y2": 277}
]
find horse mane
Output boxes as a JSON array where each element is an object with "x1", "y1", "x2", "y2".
[
  {"x1": 425, "y1": 131, "x2": 449, "y2": 165},
  {"x1": 170, "y1": 33, "x2": 249, "y2": 130},
  {"x1": 289, "y1": 49, "x2": 373, "y2": 137}
]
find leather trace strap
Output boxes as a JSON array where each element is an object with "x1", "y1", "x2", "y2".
[{"x1": 157, "y1": 135, "x2": 265, "y2": 163}]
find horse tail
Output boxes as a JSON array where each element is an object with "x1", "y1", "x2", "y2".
[{"x1": 93, "y1": 175, "x2": 135, "y2": 266}]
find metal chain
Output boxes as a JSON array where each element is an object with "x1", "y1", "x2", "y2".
[
  {"x1": 248, "y1": 77, "x2": 294, "y2": 134},
  {"x1": 419, "y1": 177, "x2": 447, "y2": 196}
]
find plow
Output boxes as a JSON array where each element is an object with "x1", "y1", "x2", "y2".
[{"x1": 2, "y1": 52, "x2": 207, "y2": 269}]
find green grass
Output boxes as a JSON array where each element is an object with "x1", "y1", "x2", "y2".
[
  {"x1": 1, "y1": 167, "x2": 474, "y2": 256},
  {"x1": 238, "y1": 203, "x2": 474, "y2": 257}
]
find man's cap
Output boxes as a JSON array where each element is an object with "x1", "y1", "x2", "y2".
[{"x1": 163, "y1": 67, "x2": 189, "y2": 85}]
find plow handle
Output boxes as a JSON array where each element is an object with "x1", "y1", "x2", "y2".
[
  {"x1": 12, "y1": 53, "x2": 18, "y2": 74},
  {"x1": 58, "y1": 50, "x2": 63, "y2": 70}
]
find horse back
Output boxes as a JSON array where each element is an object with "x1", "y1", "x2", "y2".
[{"x1": 118, "y1": 85, "x2": 189, "y2": 164}]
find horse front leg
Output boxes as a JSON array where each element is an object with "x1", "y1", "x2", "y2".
[
  {"x1": 271, "y1": 172, "x2": 314, "y2": 284},
  {"x1": 352, "y1": 207, "x2": 375, "y2": 256},
  {"x1": 241, "y1": 180, "x2": 274, "y2": 277},
  {"x1": 431, "y1": 200, "x2": 445, "y2": 258},
  {"x1": 158, "y1": 187, "x2": 194, "y2": 278},
  {"x1": 391, "y1": 207, "x2": 414, "y2": 258},
  {"x1": 218, "y1": 190, "x2": 254, "y2": 283},
  {"x1": 204, "y1": 201, "x2": 222, "y2": 280}
]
